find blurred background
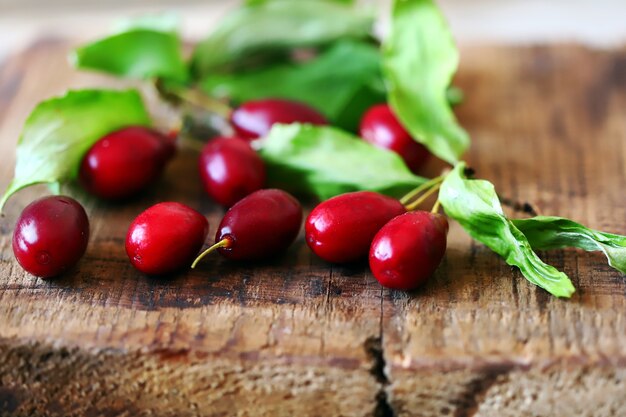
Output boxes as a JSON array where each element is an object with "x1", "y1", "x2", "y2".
[{"x1": 2, "y1": 0, "x2": 626, "y2": 63}]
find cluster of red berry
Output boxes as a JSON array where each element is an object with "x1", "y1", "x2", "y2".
[{"x1": 12, "y1": 98, "x2": 447, "y2": 291}]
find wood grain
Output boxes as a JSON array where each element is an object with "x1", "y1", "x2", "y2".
[
  {"x1": 383, "y1": 45, "x2": 626, "y2": 416},
  {"x1": 0, "y1": 41, "x2": 625, "y2": 417}
]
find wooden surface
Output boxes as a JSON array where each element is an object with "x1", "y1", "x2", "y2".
[{"x1": 0, "y1": 40, "x2": 626, "y2": 416}]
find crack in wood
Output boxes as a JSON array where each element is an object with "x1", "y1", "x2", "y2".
[
  {"x1": 365, "y1": 284, "x2": 395, "y2": 417},
  {"x1": 453, "y1": 367, "x2": 512, "y2": 417},
  {"x1": 2, "y1": 41, "x2": 626, "y2": 416},
  {"x1": 364, "y1": 336, "x2": 394, "y2": 417}
]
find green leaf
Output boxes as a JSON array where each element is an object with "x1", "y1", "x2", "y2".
[
  {"x1": 191, "y1": 0, "x2": 373, "y2": 77},
  {"x1": 258, "y1": 123, "x2": 427, "y2": 200},
  {"x1": 72, "y1": 16, "x2": 187, "y2": 82},
  {"x1": 439, "y1": 163, "x2": 575, "y2": 298},
  {"x1": 0, "y1": 89, "x2": 151, "y2": 210},
  {"x1": 382, "y1": 0, "x2": 469, "y2": 165},
  {"x1": 513, "y1": 216, "x2": 626, "y2": 275},
  {"x1": 200, "y1": 41, "x2": 385, "y2": 131}
]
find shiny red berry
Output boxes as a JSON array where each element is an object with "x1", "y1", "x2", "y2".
[
  {"x1": 369, "y1": 211, "x2": 448, "y2": 291},
  {"x1": 230, "y1": 98, "x2": 327, "y2": 140},
  {"x1": 12, "y1": 196, "x2": 89, "y2": 278},
  {"x1": 306, "y1": 191, "x2": 406, "y2": 263},
  {"x1": 199, "y1": 136, "x2": 266, "y2": 207},
  {"x1": 193, "y1": 189, "x2": 302, "y2": 265},
  {"x1": 79, "y1": 126, "x2": 175, "y2": 200},
  {"x1": 126, "y1": 202, "x2": 208, "y2": 275},
  {"x1": 359, "y1": 104, "x2": 430, "y2": 173},
  {"x1": 217, "y1": 189, "x2": 302, "y2": 260}
]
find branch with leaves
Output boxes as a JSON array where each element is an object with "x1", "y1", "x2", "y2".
[{"x1": 2, "y1": 0, "x2": 624, "y2": 297}]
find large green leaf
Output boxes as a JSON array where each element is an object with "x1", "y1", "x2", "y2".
[
  {"x1": 1, "y1": 89, "x2": 152, "y2": 209},
  {"x1": 200, "y1": 41, "x2": 385, "y2": 131},
  {"x1": 383, "y1": 0, "x2": 469, "y2": 165},
  {"x1": 439, "y1": 163, "x2": 575, "y2": 297},
  {"x1": 259, "y1": 123, "x2": 426, "y2": 200},
  {"x1": 72, "y1": 15, "x2": 187, "y2": 82},
  {"x1": 514, "y1": 216, "x2": 626, "y2": 274},
  {"x1": 191, "y1": 0, "x2": 373, "y2": 77}
]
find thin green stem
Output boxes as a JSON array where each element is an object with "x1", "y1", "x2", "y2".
[
  {"x1": 431, "y1": 198, "x2": 442, "y2": 214},
  {"x1": 399, "y1": 175, "x2": 443, "y2": 206},
  {"x1": 191, "y1": 238, "x2": 231, "y2": 269},
  {"x1": 174, "y1": 89, "x2": 233, "y2": 119},
  {"x1": 179, "y1": 137, "x2": 206, "y2": 153},
  {"x1": 154, "y1": 78, "x2": 233, "y2": 119},
  {"x1": 405, "y1": 183, "x2": 441, "y2": 212}
]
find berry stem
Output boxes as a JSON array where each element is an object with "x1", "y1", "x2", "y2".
[
  {"x1": 191, "y1": 238, "x2": 231, "y2": 268},
  {"x1": 404, "y1": 183, "x2": 441, "y2": 211},
  {"x1": 399, "y1": 175, "x2": 443, "y2": 206},
  {"x1": 179, "y1": 136, "x2": 206, "y2": 153},
  {"x1": 154, "y1": 79, "x2": 233, "y2": 119},
  {"x1": 431, "y1": 198, "x2": 442, "y2": 214},
  {"x1": 174, "y1": 89, "x2": 232, "y2": 119}
]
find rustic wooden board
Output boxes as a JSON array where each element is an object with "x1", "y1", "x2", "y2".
[{"x1": 0, "y1": 40, "x2": 625, "y2": 417}]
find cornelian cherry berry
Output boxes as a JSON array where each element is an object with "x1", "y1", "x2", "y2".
[
  {"x1": 79, "y1": 126, "x2": 175, "y2": 200},
  {"x1": 126, "y1": 202, "x2": 208, "y2": 275},
  {"x1": 369, "y1": 211, "x2": 448, "y2": 291},
  {"x1": 306, "y1": 191, "x2": 406, "y2": 263},
  {"x1": 12, "y1": 196, "x2": 89, "y2": 278},
  {"x1": 359, "y1": 104, "x2": 430, "y2": 174},
  {"x1": 193, "y1": 189, "x2": 302, "y2": 265},
  {"x1": 230, "y1": 98, "x2": 327, "y2": 140},
  {"x1": 199, "y1": 136, "x2": 265, "y2": 207}
]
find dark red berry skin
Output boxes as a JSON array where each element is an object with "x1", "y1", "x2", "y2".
[
  {"x1": 369, "y1": 211, "x2": 448, "y2": 291},
  {"x1": 126, "y1": 202, "x2": 208, "y2": 275},
  {"x1": 305, "y1": 191, "x2": 406, "y2": 264},
  {"x1": 79, "y1": 126, "x2": 175, "y2": 200},
  {"x1": 230, "y1": 98, "x2": 328, "y2": 140},
  {"x1": 12, "y1": 196, "x2": 89, "y2": 278},
  {"x1": 199, "y1": 136, "x2": 266, "y2": 207},
  {"x1": 359, "y1": 104, "x2": 430, "y2": 174},
  {"x1": 217, "y1": 189, "x2": 302, "y2": 260}
]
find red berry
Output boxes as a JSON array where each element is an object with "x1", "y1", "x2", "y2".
[
  {"x1": 359, "y1": 104, "x2": 430, "y2": 173},
  {"x1": 369, "y1": 211, "x2": 448, "y2": 290},
  {"x1": 12, "y1": 196, "x2": 89, "y2": 278},
  {"x1": 213, "y1": 189, "x2": 302, "y2": 261},
  {"x1": 79, "y1": 126, "x2": 175, "y2": 200},
  {"x1": 199, "y1": 136, "x2": 266, "y2": 207},
  {"x1": 230, "y1": 98, "x2": 327, "y2": 140},
  {"x1": 126, "y1": 202, "x2": 208, "y2": 275},
  {"x1": 305, "y1": 191, "x2": 406, "y2": 263}
]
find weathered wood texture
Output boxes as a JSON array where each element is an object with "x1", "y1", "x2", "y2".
[
  {"x1": 383, "y1": 45, "x2": 626, "y2": 417},
  {"x1": 0, "y1": 41, "x2": 625, "y2": 417}
]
